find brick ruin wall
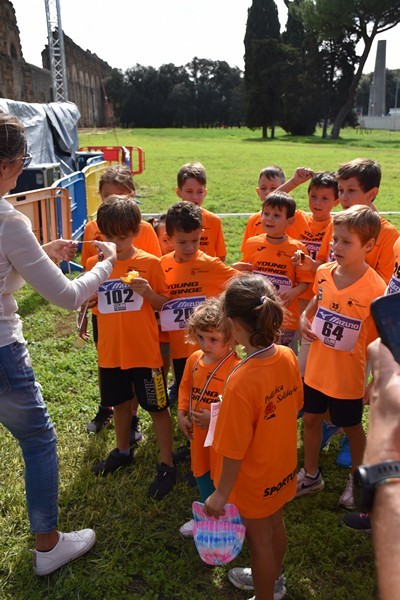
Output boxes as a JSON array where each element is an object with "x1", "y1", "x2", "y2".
[{"x1": 0, "y1": 0, "x2": 113, "y2": 126}]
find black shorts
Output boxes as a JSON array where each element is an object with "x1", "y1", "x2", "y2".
[
  {"x1": 303, "y1": 383, "x2": 363, "y2": 428},
  {"x1": 172, "y1": 357, "x2": 188, "y2": 389},
  {"x1": 99, "y1": 366, "x2": 169, "y2": 413}
]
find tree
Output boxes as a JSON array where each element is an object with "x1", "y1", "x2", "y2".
[
  {"x1": 280, "y1": 0, "x2": 322, "y2": 135},
  {"x1": 301, "y1": 0, "x2": 400, "y2": 138},
  {"x1": 244, "y1": 0, "x2": 284, "y2": 138}
]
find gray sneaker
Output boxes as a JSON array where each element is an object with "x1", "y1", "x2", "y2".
[
  {"x1": 296, "y1": 467, "x2": 325, "y2": 497},
  {"x1": 228, "y1": 567, "x2": 286, "y2": 596},
  {"x1": 339, "y1": 474, "x2": 355, "y2": 510}
]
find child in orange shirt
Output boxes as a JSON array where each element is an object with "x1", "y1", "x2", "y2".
[
  {"x1": 86, "y1": 196, "x2": 176, "y2": 500},
  {"x1": 84, "y1": 166, "x2": 161, "y2": 436},
  {"x1": 177, "y1": 298, "x2": 240, "y2": 537},
  {"x1": 204, "y1": 274, "x2": 303, "y2": 600},
  {"x1": 160, "y1": 202, "x2": 238, "y2": 388},
  {"x1": 176, "y1": 162, "x2": 226, "y2": 261},
  {"x1": 297, "y1": 205, "x2": 386, "y2": 509},
  {"x1": 317, "y1": 158, "x2": 399, "y2": 282},
  {"x1": 241, "y1": 165, "x2": 286, "y2": 251},
  {"x1": 81, "y1": 165, "x2": 161, "y2": 269},
  {"x1": 236, "y1": 191, "x2": 313, "y2": 352}
]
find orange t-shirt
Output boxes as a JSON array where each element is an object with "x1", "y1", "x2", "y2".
[
  {"x1": 86, "y1": 249, "x2": 168, "y2": 369},
  {"x1": 213, "y1": 345, "x2": 303, "y2": 519},
  {"x1": 160, "y1": 250, "x2": 238, "y2": 359},
  {"x1": 317, "y1": 216, "x2": 399, "y2": 284},
  {"x1": 81, "y1": 219, "x2": 161, "y2": 268},
  {"x1": 242, "y1": 234, "x2": 313, "y2": 330},
  {"x1": 387, "y1": 236, "x2": 400, "y2": 295},
  {"x1": 304, "y1": 262, "x2": 386, "y2": 399},
  {"x1": 241, "y1": 210, "x2": 263, "y2": 252},
  {"x1": 178, "y1": 349, "x2": 240, "y2": 478},
  {"x1": 287, "y1": 211, "x2": 333, "y2": 300},
  {"x1": 200, "y1": 207, "x2": 226, "y2": 258}
]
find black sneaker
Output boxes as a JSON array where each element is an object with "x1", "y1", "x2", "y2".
[
  {"x1": 86, "y1": 407, "x2": 113, "y2": 433},
  {"x1": 91, "y1": 448, "x2": 133, "y2": 476},
  {"x1": 343, "y1": 512, "x2": 371, "y2": 533},
  {"x1": 129, "y1": 416, "x2": 143, "y2": 446},
  {"x1": 147, "y1": 463, "x2": 176, "y2": 500},
  {"x1": 172, "y1": 443, "x2": 190, "y2": 464},
  {"x1": 184, "y1": 470, "x2": 197, "y2": 487}
]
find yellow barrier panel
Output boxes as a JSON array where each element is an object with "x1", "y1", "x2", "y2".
[
  {"x1": 6, "y1": 187, "x2": 71, "y2": 244},
  {"x1": 82, "y1": 161, "x2": 109, "y2": 221}
]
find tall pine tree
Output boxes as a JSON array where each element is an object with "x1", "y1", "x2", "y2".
[{"x1": 244, "y1": 0, "x2": 287, "y2": 138}]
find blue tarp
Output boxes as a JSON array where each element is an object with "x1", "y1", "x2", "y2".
[{"x1": 0, "y1": 99, "x2": 80, "y2": 176}]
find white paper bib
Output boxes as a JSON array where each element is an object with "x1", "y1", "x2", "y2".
[
  {"x1": 160, "y1": 296, "x2": 206, "y2": 331},
  {"x1": 254, "y1": 270, "x2": 292, "y2": 291},
  {"x1": 387, "y1": 275, "x2": 400, "y2": 296},
  {"x1": 312, "y1": 307, "x2": 362, "y2": 351},
  {"x1": 98, "y1": 279, "x2": 143, "y2": 314}
]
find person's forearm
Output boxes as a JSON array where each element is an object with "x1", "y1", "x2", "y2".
[
  {"x1": 372, "y1": 483, "x2": 400, "y2": 600},
  {"x1": 216, "y1": 457, "x2": 242, "y2": 498},
  {"x1": 144, "y1": 291, "x2": 169, "y2": 311}
]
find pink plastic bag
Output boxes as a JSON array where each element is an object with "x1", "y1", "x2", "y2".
[{"x1": 192, "y1": 501, "x2": 246, "y2": 565}]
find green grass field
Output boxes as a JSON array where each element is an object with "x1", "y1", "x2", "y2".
[{"x1": 1, "y1": 126, "x2": 399, "y2": 599}]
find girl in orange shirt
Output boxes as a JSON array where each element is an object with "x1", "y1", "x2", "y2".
[
  {"x1": 177, "y1": 298, "x2": 240, "y2": 537},
  {"x1": 204, "y1": 274, "x2": 302, "y2": 600}
]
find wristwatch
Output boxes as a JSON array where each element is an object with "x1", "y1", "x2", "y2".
[{"x1": 354, "y1": 461, "x2": 400, "y2": 512}]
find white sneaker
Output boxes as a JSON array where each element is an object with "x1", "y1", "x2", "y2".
[
  {"x1": 248, "y1": 583, "x2": 286, "y2": 600},
  {"x1": 296, "y1": 467, "x2": 325, "y2": 497},
  {"x1": 32, "y1": 529, "x2": 96, "y2": 576},
  {"x1": 339, "y1": 474, "x2": 355, "y2": 510},
  {"x1": 179, "y1": 519, "x2": 195, "y2": 538}
]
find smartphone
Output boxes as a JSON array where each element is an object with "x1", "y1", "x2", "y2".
[{"x1": 370, "y1": 293, "x2": 400, "y2": 363}]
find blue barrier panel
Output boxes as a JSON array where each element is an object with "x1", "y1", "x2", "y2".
[{"x1": 52, "y1": 172, "x2": 88, "y2": 241}]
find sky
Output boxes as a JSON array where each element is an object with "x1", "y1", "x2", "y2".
[{"x1": 10, "y1": 0, "x2": 400, "y2": 76}]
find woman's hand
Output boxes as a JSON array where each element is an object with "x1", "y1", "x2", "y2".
[
  {"x1": 93, "y1": 241, "x2": 117, "y2": 266},
  {"x1": 43, "y1": 239, "x2": 78, "y2": 261}
]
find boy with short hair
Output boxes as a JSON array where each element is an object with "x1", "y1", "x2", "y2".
[
  {"x1": 241, "y1": 165, "x2": 286, "y2": 250},
  {"x1": 176, "y1": 162, "x2": 226, "y2": 261},
  {"x1": 160, "y1": 201, "x2": 238, "y2": 387},
  {"x1": 317, "y1": 158, "x2": 399, "y2": 282},
  {"x1": 86, "y1": 196, "x2": 176, "y2": 500},
  {"x1": 236, "y1": 191, "x2": 313, "y2": 350},
  {"x1": 81, "y1": 165, "x2": 161, "y2": 269},
  {"x1": 297, "y1": 205, "x2": 387, "y2": 509}
]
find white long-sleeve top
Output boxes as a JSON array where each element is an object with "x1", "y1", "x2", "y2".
[{"x1": 0, "y1": 198, "x2": 113, "y2": 347}]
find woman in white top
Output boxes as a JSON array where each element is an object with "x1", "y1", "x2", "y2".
[{"x1": 0, "y1": 112, "x2": 116, "y2": 576}]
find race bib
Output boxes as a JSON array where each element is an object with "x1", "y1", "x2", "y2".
[
  {"x1": 97, "y1": 279, "x2": 143, "y2": 314},
  {"x1": 254, "y1": 270, "x2": 292, "y2": 291},
  {"x1": 160, "y1": 296, "x2": 206, "y2": 331},
  {"x1": 312, "y1": 307, "x2": 362, "y2": 351},
  {"x1": 386, "y1": 275, "x2": 400, "y2": 296},
  {"x1": 303, "y1": 241, "x2": 321, "y2": 260}
]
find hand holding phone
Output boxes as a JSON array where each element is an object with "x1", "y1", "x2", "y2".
[{"x1": 370, "y1": 293, "x2": 400, "y2": 363}]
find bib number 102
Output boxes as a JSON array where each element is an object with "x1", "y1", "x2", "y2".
[
  {"x1": 104, "y1": 288, "x2": 134, "y2": 305},
  {"x1": 322, "y1": 321, "x2": 344, "y2": 341}
]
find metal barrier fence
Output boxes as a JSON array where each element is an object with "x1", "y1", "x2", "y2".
[
  {"x1": 52, "y1": 172, "x2": 87, "y2": 241},
  {"x1": 82, "y1": 161, "x2": 109, "y2": 221},
  {"x1": 80, "y1": 145, "x2": 145, "y2": 176},
  {"x1": 6, "y1": 187, "x2": 71, "y2": 243}
]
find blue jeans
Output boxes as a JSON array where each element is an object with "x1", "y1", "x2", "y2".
[{"x1": 0, "y1": 342, "x2": 58, "y2": 533}]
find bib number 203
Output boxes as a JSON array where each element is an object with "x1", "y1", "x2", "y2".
[{"x1": 174, "y1": 307, "x2": 193, "y2": 323}]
